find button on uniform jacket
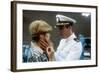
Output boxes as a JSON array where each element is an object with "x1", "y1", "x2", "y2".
[{"x1": 55, "y1": 33, "x2": 83, "y2": 61}]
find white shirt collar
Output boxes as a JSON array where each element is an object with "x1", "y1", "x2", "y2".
[
  {"x1": 31, "y1": 41, "x2": 44, "y2": 54},
  {"x1": 63, "y1": 33, "x2": 76, "y2": 42}
]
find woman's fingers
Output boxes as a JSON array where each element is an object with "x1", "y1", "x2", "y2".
[
  {"x1": 40, "y1": 39, "x2": 49, "y2": 47},
  {"x1": 39, "y1": 39, "x2": 49, "y2": 51}
]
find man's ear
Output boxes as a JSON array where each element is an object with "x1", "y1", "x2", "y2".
[
  {"x1": 69, "y1": 26, "x2": 72, "y2": 29},
  {"x1": 67, "y1": 25, "x2": 72, "y2": 29}
]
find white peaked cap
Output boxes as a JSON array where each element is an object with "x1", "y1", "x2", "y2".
[{"x1": 56, "y1": 14, "x2": 76, "y2": 25}]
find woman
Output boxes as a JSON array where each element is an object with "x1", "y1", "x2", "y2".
[{"x1": 27, "y1": 20, "x2": 54, "y2": 62}]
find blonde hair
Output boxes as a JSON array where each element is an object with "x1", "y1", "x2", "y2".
[{"x1": 29, "y1": 20, "x2": 52, "y2": 35}]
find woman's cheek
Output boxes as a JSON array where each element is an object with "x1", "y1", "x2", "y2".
[{"x1": 45, "y1": 33, "x2": 50, "y2": 42}]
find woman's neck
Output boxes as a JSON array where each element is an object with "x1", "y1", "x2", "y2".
[
  {"x1": 31, "y1": 41, "x2": 44, "y2": 51},
  {"x1": 34, "y1": 41, "x2": 46, "y2": 52}
]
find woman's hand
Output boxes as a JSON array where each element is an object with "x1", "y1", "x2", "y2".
[
  {"x1": 39, "y1": 38, "x2": 49, "y2": 51},
  {"x1": 39, "y1": 38, "x2": 55, "y2": 61}
]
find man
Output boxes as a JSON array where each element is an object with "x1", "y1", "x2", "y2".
[
  {"x1": 40, "y1": 14, "x2": 83, "y2": 61},
  {"x1": 54, "y1": 14, "x2": 83, "y2": 61}
]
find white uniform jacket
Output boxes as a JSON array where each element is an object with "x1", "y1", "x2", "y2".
[{"x1": 55, "y1": 33, "x2": 83, "y2": 61}]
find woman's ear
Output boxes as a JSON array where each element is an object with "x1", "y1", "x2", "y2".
[{"x1": 39, "y1": 34, "x2": 45, "y2": 39}]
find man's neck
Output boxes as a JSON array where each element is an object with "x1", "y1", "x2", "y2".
[{"x1": 64, "y1": 31, "x2": 73, "y2": 39}]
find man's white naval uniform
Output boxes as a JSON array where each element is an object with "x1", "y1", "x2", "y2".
[{"x1": 55, "y1": 33, "x2": 83, "y2": 61}]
